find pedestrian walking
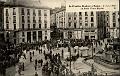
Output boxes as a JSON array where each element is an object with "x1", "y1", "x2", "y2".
[
  {"x1": 34, "y1": 65, "x2": 37, "y2": 70},
  {"x1": 41, "y1": 49, "x2": 42, "y2": 53},
  {"x1": 45, "y1": 55, "x2": 47, "y2": 60},
  {"x1": 22, "y1": 63, "x2": 24, "y2": 71},
  {"x1": 35, "y1": 59, "x2": 37, "y2": 66},
  {"x1": 23, "y1": 53, "x2": 26, "y2": 59},
  {"x1": 30, "y1": 52, "x2": 32, "y2": 56},
  {"x1": 44, "y1": 50, "x2": 45, "y2": 55},
  {"x1": 39, "y1": 49, "x2": 40, "y2": 54},
  {"x1": 62, "y1": 49, "x2": 64, "y2": 58},
  {"x1": 33, "y1": 51, "x2": 34, "y2": 56},
  {"x1": 30, "y1": 56, "x2": 32, "y2": 62},
  {"x1": 41, "y1": 59, "x2": 43, "y2": 66},
  {"x1": 35, "y1": 72, "x2": 38, "y2": 76}
]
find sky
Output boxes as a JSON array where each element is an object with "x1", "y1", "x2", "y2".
[{"x1": 1, "y1": 0, "x2": 65, "y2": 8}]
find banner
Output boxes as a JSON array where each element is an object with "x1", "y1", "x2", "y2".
[{"x1": 66, "y1": 0, "x2": 119, "y2": 12}]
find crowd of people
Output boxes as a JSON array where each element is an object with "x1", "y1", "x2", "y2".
[
  {"x1": 0, "y1": 39, "x2": 96, "y2": 76},
  {"x1": 0, "y1": 43, "x2": 23, "y2": 76}
]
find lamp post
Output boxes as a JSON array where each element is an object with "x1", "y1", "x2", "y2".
[{"x1": 68, "y1": 41, "x2": 72, "y2": 75}]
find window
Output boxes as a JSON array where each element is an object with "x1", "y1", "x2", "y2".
[
  {"x1": 45, "y1": 24, "x2": 47, "y2": 28},
  {"x1": 28, "y1": 24, "x2": 30, "y2": 29},
  {"x1": 113, "y1": 15, "x2": 116, "y2": 22},
  {"x1": 21, "y1": 8, "x2": 24, "y2": 15},
  {"x1": 6, "y1": 32, "x2": 9, "y2": 37},
  {"x1": 22, "y1": 32, "x2": 25, "y2": 36},
  {"x1": 33, "y1": 24, "x2": 36, "y2": 28},
  {"x1": 22, "y1": 38, "x2": 25, "y2": 42},
  {"x1": 39, "y1": 17, "x2": 41, "y2": 23},
  {"x1": 74, "y1": 23, "x2": 76, "y2": 28},
  {"x1": 85, "y1": 30, "x2": 89, "y2": 32},
  {"x1": 22, "y1": 24, "x2": 24, "y2": 29},
  {"x1": 13, "y1": 16, "x2": 16, "y2": 23},
  {"x1": 27, "y1": 16, "x2": 30, "y2": 23},
  {"x1": 6, "y1": 9, "x2": 9, "y2": 16},
  {"x1": 14, "y1": 24, "x2": 16, "y2": 30},
  {"x1": 44, "y1": 20, "x2": 47, "y2": 24},
  {"x1": 6, "y1": 17, "x2": 9, "y2": 23},
  {"x1": 80, "y1": 23, "x2": 82, "y2": 26},
  {"x1": 33, "y1": 9, "x2": 36, "y2": 16},
  {"x1": 27, "y1": 9, "x2": 30, "y2": 15},
  {"x1": 113, "y1": 23, "x2": 116, "y2": 27},
  {"x1": 91, "y1": 12, "x2": 94, "y2": 16},
  {"x1": 85, "y1": 17, "x2": 88, "y2": 20},
  {"x1": 69, "y1": 17, "x2": 71, "y2": 20},
  {"x1": 85, "y1": 12, "x2": 88, "y2": 16},
  {"x1": 74, "y1": 17, "x2": 76, "y2": 20},
  {"x1": 85, "y1": 17, "x2": 88, "y2": 22},
  {"x1": 38, "y1": 10, "x2": 41, "y2": 16},
  {"x1": 33, "y1": 17, "x2": 36, "y2": 23},
  {"x1": 39, "y1": 24, "x2": 41, "y2": 28},
  {"x1": 44, "y1": 10, "x2": 47, "y2": 16},
  {"x1": 69, "y1": 22, "x2": 71, "y2": 27},
  {"x1": 45, "y1": 36, "x2": 47, "y2": 40},
  {"x1": 91, "y1": 23, "x2": 94, "y2": 27},
  {"x1": 91, "y1": 17, "x2": 94, "y2": 22},
  {"x1": 91, "y1": 30, "x2": 95, "y2": 32},
  {"x1": 79, "y1": 17, "x2": 82, "y2": 20},
  {"x1": 91, "y1": 36, "x2": 95, "y2": 38},
  {"x1": 45, "y1": 31, "x2": 47, "y2": 35},
  {"x1": 79, "y1": 12, "x2": 82, "y2": 16},
  {"x1": 22, "y1": 16, "x2": 25, "y2": 23},
  {"x1": 13, "y1": 8, "x2": 16, "y2": 15},
  {"x1": 6, "y1": 24, "x2": 9, "y2": 29},
  {"x1": 38, "y1": 31, "x2": 42, "y2": 40},
  {"x1": 33, "y1": 31, "x2": 36, "y2": 41},
  {"x1": 85, "y1": 23, "x2": 88, "y2": 26}
]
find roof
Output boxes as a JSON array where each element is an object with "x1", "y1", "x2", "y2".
[{"x1": 4, "y1": 3, "x2": 51, "y2": 10}]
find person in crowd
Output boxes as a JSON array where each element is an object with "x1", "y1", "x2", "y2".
[
  {"x1": 35, "y1": 59, "x2": 37, "y2": 66},
  {"x1": 39, "y1": 49, "x2": 40, "y2": 54},
  {"x1": 33, "y1": 51, "x2": 34, "y2": 56},
  {"x1": 34, "y1": 65, "x2": 37, "y2": 70},
  {"x1": 30, "y1": 52, "x2": 31, "y2": 56},
  {"x1": 62, "y1": 49, "x2": 64, "y2": 58},
  {"x1": 43, "y1": 50, "x2": 45, "y2": 55},
  {"x1": 41, "y1": 59, "x2": 43, "y2": 66},
  {"x1": 22, "y1": 63, "x2": 24, "y2": 71},
  {"x1": 41, "y1": 49, "x2": 42, "y2": 53},
  {"x1": 23, "y1": 53, "x2": 26, "y2": 59},
  {"x1": 30, "y1": 56, "x2": 32, "y2": 62},
  {"x1": 35, "y1": 72, "x2": 38, "y2": 76}
]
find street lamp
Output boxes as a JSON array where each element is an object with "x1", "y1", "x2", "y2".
[{"x1": 68, "y1": 31, "x2": 72, "y2": 76}]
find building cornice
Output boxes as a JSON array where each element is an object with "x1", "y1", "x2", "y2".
[{"x1": 4, "y1": 4, "x2": 52, "y2": 10}]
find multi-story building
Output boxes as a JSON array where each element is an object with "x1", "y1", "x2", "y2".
[
  {"x1": 0, "y1": 1, "x2": 4, "y2": 30},
  {"x1": 109, "y1": 11, "x2": 119, "y2": 39},
  {"x1": 4, "y1": 5, "x2": 50, "y2": 44},
  {"x1": 53, "y1": 7, "x2": 98, "y2": 40},
  {"x1": 51, "y1": 6, "x2": 119, "y2": 40},
  {"x1": 97, "y1": 11, "x2": 119, "y2": 39},
  {"x1": 0, "y1": 1, "x2": 5, "y2": 42}
]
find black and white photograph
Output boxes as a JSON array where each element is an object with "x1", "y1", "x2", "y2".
[{"x1": 0, "y1": 0, "x2": 120, "y2": 76}]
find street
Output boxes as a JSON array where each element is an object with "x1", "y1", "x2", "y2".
[{"x1": 15, "y1": 46, "x2": 92, "y2": 76}]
